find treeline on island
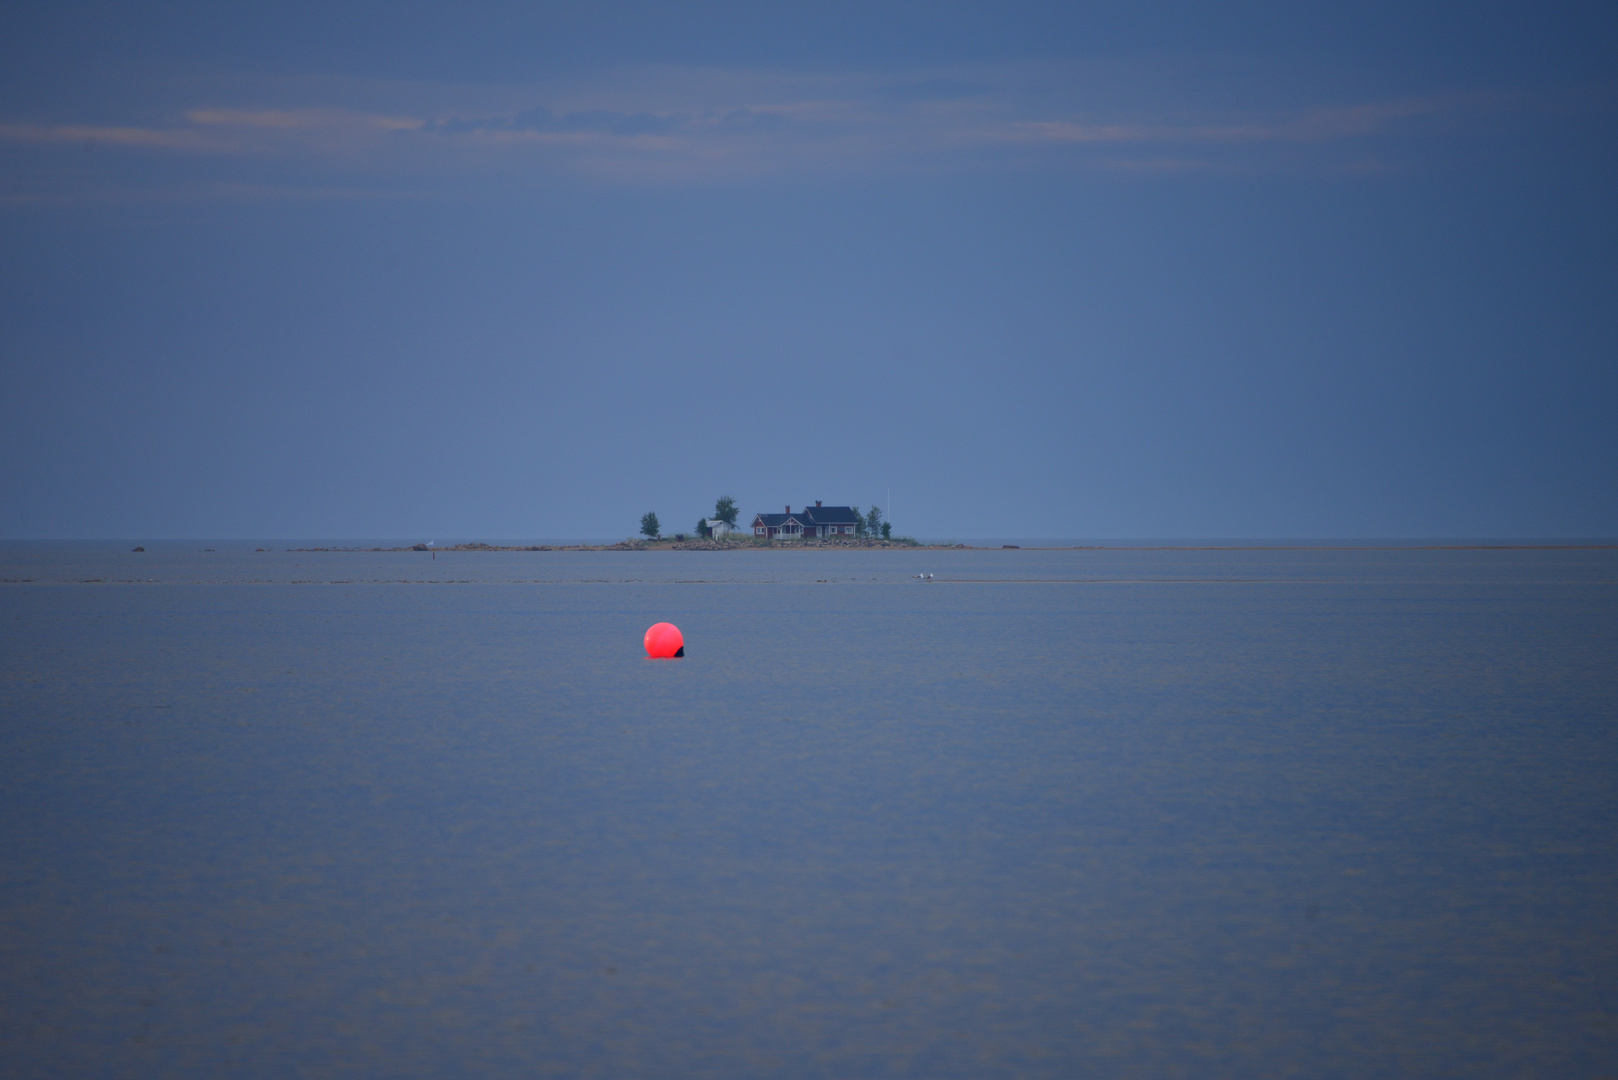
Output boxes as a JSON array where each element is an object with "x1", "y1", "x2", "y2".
[{"x1": 636, "y1": 494, "x2": 739, "y2": 542}]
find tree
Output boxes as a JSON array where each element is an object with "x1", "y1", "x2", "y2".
[
  {"x1": 713, "y1": 494, "x2": 738, "y2": 528},
  {"x1": 881, "y1": 521, "x2": 892, "y2": 540},
  {"x1": 640, "y1": 511, "x2": 660, "y2": 539},
  {"x1": 851, "y1": 506, "x2": 864, "y2": 537},
  {"x1": 696, "y1": 517, "x2": 710, "y2": 538},
  {"x1": 865, "y1": 505, "x2": 883, "y2": 537}
]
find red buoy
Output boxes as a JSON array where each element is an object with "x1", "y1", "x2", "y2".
[{"x1": 644, "y1": 622, "x2": 684, "y2": 658}]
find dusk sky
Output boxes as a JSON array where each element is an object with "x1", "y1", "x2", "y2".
[{"x1": 2, "y1": 1, "x2": 1614, "y2": 539}]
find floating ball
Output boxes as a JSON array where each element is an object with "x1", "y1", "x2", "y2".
[{"x1": 644, "y1": 622, "x2": 684, "y2": 658}]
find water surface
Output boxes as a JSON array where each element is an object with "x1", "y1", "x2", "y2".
[{"x1": 2, "y1": 545, "x2": 1615, "y2": 1077}]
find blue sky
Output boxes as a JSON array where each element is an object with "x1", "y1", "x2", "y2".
[{"x1": 2, "y1": 1, "x2": 1614, "y2": 538}]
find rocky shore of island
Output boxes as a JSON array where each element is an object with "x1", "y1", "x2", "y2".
[
  {"x1": 280, "y1": 536, "x2": 957, "y2": 553},
  {"x1": 624, "y1": 536, "x2": 919, "y2": 551}
]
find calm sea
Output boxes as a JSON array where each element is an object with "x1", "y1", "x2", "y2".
[{"x1": 3, "y1": 543, "x2": 1616, "y2": 1078}]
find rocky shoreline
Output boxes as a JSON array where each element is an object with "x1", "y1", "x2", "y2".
[{"x1": 280, "y1": 537, "x2": 959, "y2": 553}]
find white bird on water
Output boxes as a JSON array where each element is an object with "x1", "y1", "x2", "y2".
[{"x1": 914, "y1": 572, "x2": 933, "y2": 581}]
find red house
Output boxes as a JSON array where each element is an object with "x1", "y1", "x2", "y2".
[{"x1": 752, "y1": 502, "x2": 862, "y2": 540}]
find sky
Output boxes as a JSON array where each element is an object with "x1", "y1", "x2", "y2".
[{"x1": 1, "y1": 1, "x2": 1614, "y2": 540}]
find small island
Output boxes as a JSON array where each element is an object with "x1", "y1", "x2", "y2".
[
  {"x1": 277, "y1": 497, "x2": 1007, "y2": 552},
  {"x1": 285, "y1": 536, "x2": 947, "y2": 553}
]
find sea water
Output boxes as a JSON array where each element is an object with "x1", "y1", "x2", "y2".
[{"x1": 2, "y1": 544, "x2": 1615, "y2": 1077}]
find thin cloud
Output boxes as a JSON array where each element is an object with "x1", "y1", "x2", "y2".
[
  {"x1": 1009, "y1": 121, "x2": 1158, "y2": 143},
  {"x1": 0, "y1": 65, "x2": 1524, "y2": 197},
  {"x1": 1011, "y1": 93, "x2": 1483, "y2": 147},
  {"x1": 0, "y1": 107, "x2": 425, "y2": 162},
  {"x1": 186, "y1": 107, "x2": 420, "y2": 132},
  {"x1": 0, "y1": 122, "x2": 215, "y2": 151}
]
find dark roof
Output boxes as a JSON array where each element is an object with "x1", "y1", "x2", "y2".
[
  {"x1": 801, "y1": 505, "x2": 861, "y2": 525},
  {"x1": 751, "y1": 505, "x2": 862, "y2": 528}
]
